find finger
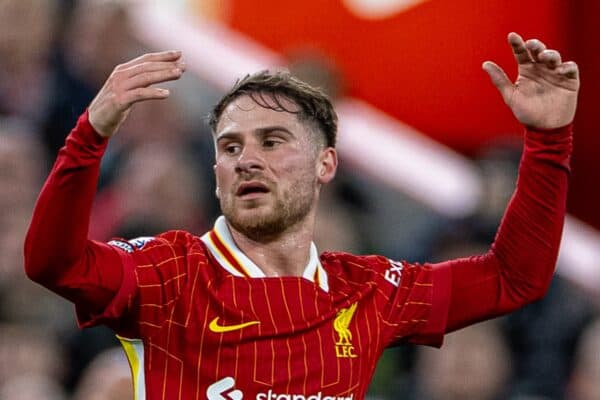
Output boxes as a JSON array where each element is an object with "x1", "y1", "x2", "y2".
[
  {"x1": 525, "y1": 39, "x2": 547, "y2": 63},
  {"x1": 508, "y1": 32, "x2": 532, "y2": 65},
  {"x1": 538, "y1": 49, "x2": 562, "y2": 69},
  {"x1": 116, "y1": 50, "x2": 182, "y2": 71},
  {"x1": 122, "y1": 67, "x2": 184, "y2": 90},
  {"x1": 122, "y1": 87, "x2": 171, "y2": 106},
  {"x1": 482, "y1": 61, "x2": 513, "y2": 102},
  {"x1": 120, "y1": 60, "x2": 186, "y2": 79},
  {"x1": 556, "y1": 61, "x2": 579, "y2": 80}
]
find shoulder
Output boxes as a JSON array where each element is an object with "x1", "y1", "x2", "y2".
[
  {"x1": 106, "y1": 230, "x2": 215, "y2": 287},
  {"x1": 321, "y1": 251, "x2": 407, "y2": 271},
  {"x1": 321, "y1": 251, "x2": 411, "y2": 288},
  {"x1": 322, "y1": 251, "x2": 436, "y2": 290},
  {"x1": 321, "y1": 251, "x2": 390, "y2": 271},
  {"x1": 107, "y1": 230, "x2": 202, "y2": 256}
]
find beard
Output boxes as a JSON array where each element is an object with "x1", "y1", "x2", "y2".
[{"x1": 220, "y1": 172, "x2": 317, "y2": 241}]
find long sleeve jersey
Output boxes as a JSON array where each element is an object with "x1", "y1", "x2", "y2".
[{"x1": 24, "y1": 111, "x2": 572, "y2": 400}]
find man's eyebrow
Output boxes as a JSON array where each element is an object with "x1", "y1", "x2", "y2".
[
  {"x1": 255, "y1": 126, "x2": 294, "y2": 136},
  {"x1": 216, "y1": 126, "x2": 294, "y2": 142},
  {"x1": 215, "y1": 132, "x2": 240, "y2": 142}
]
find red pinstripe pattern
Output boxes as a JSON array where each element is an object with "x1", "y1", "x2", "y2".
[
  {"x1": 34, "y1": 110, "x2": 570, "y2": 400},
  {"x1": 105, "y1": 231, "x2": 446, "y2": 400}
]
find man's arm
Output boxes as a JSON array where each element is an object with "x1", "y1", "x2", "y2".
[
  {"x1": 441, "y1": 123, "x2": 571, "y2": 332},
  {"x1": 439, "y1": 33, "x2": 579, "y2": 331},
  {"x1": 24, "y1": 51, "x2": 185, "y2": 315}
]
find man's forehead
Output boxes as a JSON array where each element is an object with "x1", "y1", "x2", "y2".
[{"x1": 215, "y1": 94, "x2": 303, "y2": 134}]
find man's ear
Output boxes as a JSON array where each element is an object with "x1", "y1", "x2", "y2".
[{"x1": 317, "y1": 148, "x2": 338, "y2": 184}]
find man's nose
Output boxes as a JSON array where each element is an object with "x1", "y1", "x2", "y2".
[{"x1": 235, "y1": 144, "x2": 265, "y2": 173}]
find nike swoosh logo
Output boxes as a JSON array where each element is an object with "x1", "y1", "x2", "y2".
[{"x1": 209, "y1": 317, "x2": 260, "y2": 333}]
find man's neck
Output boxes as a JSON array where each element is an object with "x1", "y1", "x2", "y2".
[{"x1": 226, "y1": 218, "x2": 315, "y2": 277}]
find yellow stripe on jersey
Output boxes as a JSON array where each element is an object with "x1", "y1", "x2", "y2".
[
  {"x1": 117, "y1": 335, "x2": 146, "y2": 400},
  {"x1": 201, "y1": 216, "x2": 329, "y2": 291},
  {"x1": 212, "y1": 229, "x2": 253, "y2": 278},
  {"x1": 207, "y1": 230, "x2": 247, "y2": 277}
]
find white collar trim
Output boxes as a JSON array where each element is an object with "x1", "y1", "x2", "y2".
[{"x1": 201, "y1": 216, "x2": 328, "y2": 292}]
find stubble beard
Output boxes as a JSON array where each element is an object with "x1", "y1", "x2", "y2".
[{"x1": 221, "y1": 174, "x2": 317, "y2": 242}]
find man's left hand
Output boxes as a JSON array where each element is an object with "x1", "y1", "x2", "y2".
[{"x1": 483, "y1": 32, "x2": 580, "y2": 129}]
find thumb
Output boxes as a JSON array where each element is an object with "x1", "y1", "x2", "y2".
[{"x1": 482, "y1": 61, "x2": 513, "y2": 103}]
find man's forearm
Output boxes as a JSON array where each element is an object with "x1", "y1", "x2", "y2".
[
  {"x1": 491, "y1": 125, "x2": 572, "y2": 291},
  {"x1": 24, "y1": 111, "x2": 121, "y2": 296},
  {"x1": 443, "y1": 124, "x2": 572, "y2": 331}
]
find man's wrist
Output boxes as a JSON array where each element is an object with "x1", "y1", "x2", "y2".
[{"x1": 67, "y1": 110, "x2": 110, "y2": 155}]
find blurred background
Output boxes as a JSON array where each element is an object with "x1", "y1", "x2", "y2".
[{"x1": 1, "y1": 0, "x2": 599, "y2": 399}]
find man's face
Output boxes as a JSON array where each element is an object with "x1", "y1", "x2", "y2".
[{"x1": 213, "y1": 94, "x2": 336, "y2": 240}]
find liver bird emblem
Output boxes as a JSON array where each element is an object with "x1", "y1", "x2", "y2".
[{"x1": 334, "y1": 303, "x2": 358, "y2": 345}]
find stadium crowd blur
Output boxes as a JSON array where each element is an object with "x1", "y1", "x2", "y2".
[{"x1": 0, "y1": 1, "x2": 598, "y2": 399}]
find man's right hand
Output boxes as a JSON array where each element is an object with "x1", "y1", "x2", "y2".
[{"x1": 88, "y1": 51, "x2": 185, "y2": 138}]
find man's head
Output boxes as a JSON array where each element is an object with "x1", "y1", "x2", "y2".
[
  {"x1": 209, "y1": 71, "x2": 339, "y2": 241},
  {"x1": 209, "y1": 70, "x2": 338, "y2": 148}
]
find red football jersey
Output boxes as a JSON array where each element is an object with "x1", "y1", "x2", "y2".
[
  {"x1": 25, "y1": 111, "x2": 571, "y2": 400},
  {"x1": 90, "y1": 216, "x2": 449, "y2": 400}
]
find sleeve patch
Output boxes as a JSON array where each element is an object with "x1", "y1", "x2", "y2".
[
  {"x1": 128, "y1": 236, "x2": 155, "y2": 250},
  {"x1": 384, "y1": 259, "x2": 404, "y2": 287},
  {"x1": 108, "y1": 240, "x2": 134, "y2": 254}
]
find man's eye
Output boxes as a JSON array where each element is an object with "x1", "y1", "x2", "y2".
[
  {"x1": 263, "y1": 139, "x2": 282, "y2": 148},
  {"x1": 224, "y1": 144, "x2": 241, "y2": 154}
]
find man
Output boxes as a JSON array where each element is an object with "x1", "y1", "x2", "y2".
[{"x1": 25, "y1": 32, "x2": 578, "y2": 399}]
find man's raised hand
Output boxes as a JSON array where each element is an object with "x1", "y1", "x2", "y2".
[
  {"x1": 88, "y1": 51, "x2": 185, "y2": 138},
  {"x1": 483, "y1": 32, "x2": 579, "y2": 130}
]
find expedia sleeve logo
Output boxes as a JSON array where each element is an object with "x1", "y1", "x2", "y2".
[
  {"x1": 334, "y1": 303, "x2": 358, "y2": 358},
  {"x1": 384, "y1": 259, "x2": 403, "y2": 287}
]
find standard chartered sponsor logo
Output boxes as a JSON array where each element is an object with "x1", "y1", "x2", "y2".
[
  {"x1": 207, "y1": 377, "x2": 243, "y2": 400},
  {"x1": 207, "y1": 377, "x2": 354, "y2": 400},
  {"x1": 256, "y1": 390, "x2": 353, "y2": 400}
]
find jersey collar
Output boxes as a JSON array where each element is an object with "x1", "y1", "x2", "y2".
[{"x1": 201, "y1": 216, "x2": 329, "y2": 292}]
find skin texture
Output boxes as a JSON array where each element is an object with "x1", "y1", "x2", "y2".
[
  {"x1": 482, "y1": 32, "x2": 579, "y2": 129},
  {"x1": 214, "y1": 95, "x2": 338, "y2": 276},
  {"x1": 88, "y1": 51, "x2": 185, "y2": 138},
  {"x1": 216, "y1": 95, "x2": 326, "y2": 236}
]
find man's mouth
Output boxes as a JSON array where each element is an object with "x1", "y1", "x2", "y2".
[{"x1": 236, "y1": 181, "x2": 270, "y2": 197}]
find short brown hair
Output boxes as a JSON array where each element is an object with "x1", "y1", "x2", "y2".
[{"x1": 208, "y1": 70, "x2": 338, "y2": 147}]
